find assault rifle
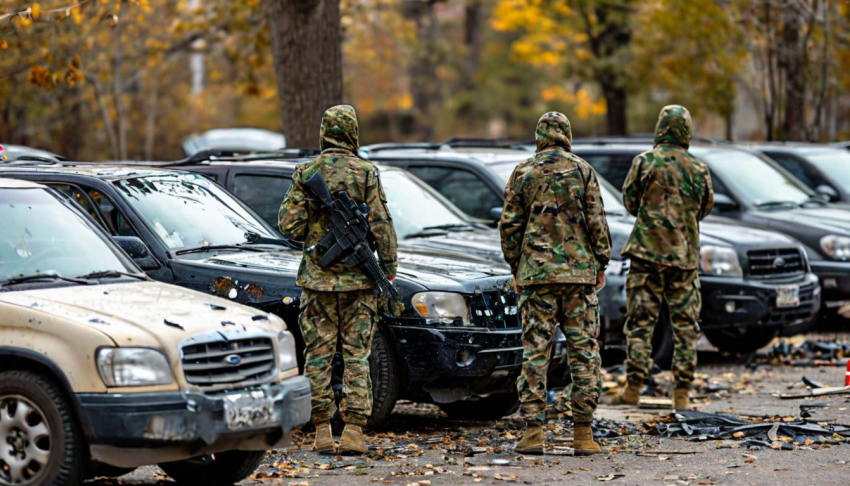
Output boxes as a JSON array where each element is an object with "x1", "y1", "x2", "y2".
[{"x1": 303, "y1": 172, "x2": 400, "y2": 301}]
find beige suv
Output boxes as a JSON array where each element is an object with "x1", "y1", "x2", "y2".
[{"x1": 0, "y1": 179, "x2": 310, "y2": 485}]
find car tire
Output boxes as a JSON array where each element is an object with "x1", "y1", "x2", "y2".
[
  {"x1": 703, "y1": 327, "x2": 780, "y2": 354},
  {"x1": 366, "y1": 330, "x2": 400, "y2": 429},
  {"x1": 651, "y1": 307, "x2": 674, "y2": 370},
  {"x1": 437, "y1": 392, "x2": 520, "y2": 421},
  {"x1": 159, "y1": 451, "x2": 265, "y2": 486},
  {"x1": 0, "y1": 370, "x2": 88, "y2": 486}
]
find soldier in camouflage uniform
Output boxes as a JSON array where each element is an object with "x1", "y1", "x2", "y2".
[
  {"x1": 620, "y1": 105, "x2": 714, "y2": 410},
  {"x1": 279, "y1": 105, "x2": 398, "y2": 455},
  {"x1": 500, "y1": 112, "x2": 611, "y2": 456}
]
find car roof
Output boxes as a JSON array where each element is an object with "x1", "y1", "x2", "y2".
[
  {"x1": 0, "y1": 178, "x2": 46, "y2": 189},
  {"x1": 362, "y1": 144, "x2": 533, "y2": 166},
  {"x1": 0, "y1": 163, "x2": 190, "y2": 181}
]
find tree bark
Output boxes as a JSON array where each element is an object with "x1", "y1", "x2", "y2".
[
  {"x1": 779, "y1": 10, "x2": 806, "y2": 141},
  {"x1": 600, "y1": 80, "x2": 627, "y2": 135},
  {"x1": 404, "y1": 0, "x2": 441, "y2": 141},
  {"x1": 265, "y1": 0, "x2": 343, "y2": 149}
]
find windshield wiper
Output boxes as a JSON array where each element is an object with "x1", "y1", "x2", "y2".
[
  {"x1": 75, "y1": 270, "x2": 148, "y2": 281},
  {"x1": 754, "y1": 200, "x2": 800, "y2": 209},
  {"x1": 405, "y1": 229, "x2": 451, "y2": 239},
  {"x1": 0, "y1": 274, "x2": 92, "y2": 288},
  {"x1": 244, "y1": 231, "x2": 291, "y2": 246},
  {"x1": 174, "y1": 244, "x2": 266, "y2": 255},
  {"x1": 421, "y1": 224, "x2": 474, "y2": 232}
]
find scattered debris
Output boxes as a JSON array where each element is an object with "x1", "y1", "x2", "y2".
[
  {"x1": 163, "y1": 318, "x2": 184, "y2": 330},
  {"x1": 654, "y1": 410, "x2": 850, "y2": 447},
  {"x1": 778, "y1": 385, "x2": 850, "y2": 399}
]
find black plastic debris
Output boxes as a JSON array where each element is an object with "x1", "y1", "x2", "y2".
[
  {"x1": 204, "y1": 302, "x2": 227, "y2": 310},
  {"x1": 164, "y1": 318, "x2": 185, "y2": 330},
  {"x1": 252, "y1": 314, "x2": 269, "y2": 321},
  {"x1": 655, "y1": 410, "x2": 850, "y2": 442}
]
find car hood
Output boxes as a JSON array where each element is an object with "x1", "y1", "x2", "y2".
[
  {"x1": 178, "y1": 245, "x2": 511, "y2": 296},
  {"x1": 754, "y1": 205, "x2": 850, "y2": 235},
  {"x1": 0, "y1": 281, "x2": 285, "y2": 352},
  {"x1": 700, "y1": 216, "x2": 801, "y2": 250}
]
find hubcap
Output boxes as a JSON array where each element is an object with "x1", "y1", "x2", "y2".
[{"x1": 0, "y1": 395, "x2": 51, "y2": 485}]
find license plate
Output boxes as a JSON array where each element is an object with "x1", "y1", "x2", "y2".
[
  {"x1": 223, "y1": 391, "x2": 275, "y2": 430},
  {"x1": 776, "y1": 284, "x2": 800, "y2": 308}
]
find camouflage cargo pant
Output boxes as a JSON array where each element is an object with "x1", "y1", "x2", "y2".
[
  {"x1": 300, "y1": 289, "x2": 376, "y2": 426},
  {"x1": 517, "y1": 284, "x2": 602, "y2": 424},
  {"x1": 625, "y1": 258, "x2": 701, "y2": 389}
]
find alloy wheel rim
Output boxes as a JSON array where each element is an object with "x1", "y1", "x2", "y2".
[{"x1": 0, "y1": 395, "x2": 51, "y2": 485}]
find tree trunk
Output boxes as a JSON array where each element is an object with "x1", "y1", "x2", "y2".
[
  {"x1": 404, "y1": 0, "x2": 441, "y2": 141},
  {"x1": 779, "y1": 10, "x2": 806, "y2": 141},
  {"x1": 265, "y1": 0, "x2": 343, "y2": 149},
  {"x1": 462, "y1": 0, "x2": 482, "y2": 89},
  {"x1": 600, "y1": 81, "x2": 627, "y2": 135}
]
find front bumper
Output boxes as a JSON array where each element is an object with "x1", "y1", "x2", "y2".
[
  {"x1": 78, "y1": 375, "x2": 310, "y2": 468},
  {"x1": 387, "y1": 324, "x2": 524, "y2": 401},
  {"x1": 700, "y1": 273, "x2": 821, "y2": 329},
  {"x1": 809, "y1": 260, "x2": 850, "y2": 308}
]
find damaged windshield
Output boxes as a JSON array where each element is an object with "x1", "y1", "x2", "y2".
[
  {"x1": 113, "y1": 173, "x2": 279, "y2": 251},
  {"x1": 0, "y1": 188, "x2": 136, "y2": 282},
  {"x1": 380, "y1": 170, "x2": 472, "y2": 239}
]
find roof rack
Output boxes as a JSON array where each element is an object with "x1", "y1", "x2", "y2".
[
  {"x1": 360, "y1": 143, "x2": 445, "y2": 155},
  {"x1": 0, "y1": 155, "x2": 64, "y2": 166},
  {"x1": 166, "y1": 148, "x2": 320, "y2": 167},
  {"x1": 571, "y1": 134, "x2": 729, "y2": 146}
]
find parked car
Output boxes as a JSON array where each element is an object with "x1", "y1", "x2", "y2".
[
  {"x1": 182, "y1": 128, "x2": 286, "y2": 156},
  {"x1": 0, "y1": 143, "x2": 64, "y2": 164},
  {"x1": 361, "y1": 142, "x2": 822, "y2": 350},
  {"x1": 564, "y1": 140, "x2": 849, "y2": 323},
  {"x1": 0, "y1": 163, "x2": 532, "y2": 424},
  {"x1": 745, "y1": 143, "x2": 850, "y2": 204},
  {"x1": 0, "y1": 178, "x2": 309, "y2": 485}
]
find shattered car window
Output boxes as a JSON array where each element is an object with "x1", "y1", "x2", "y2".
[
  {"x1": 112, "y1": 173, "x2": 279, "y2": 249},
  {"x1": 0, "y1": 188, "x2": 135, "y2": 280},
  {"x1": 380, "y1": 170, "x2": 470, "y2": 239}
]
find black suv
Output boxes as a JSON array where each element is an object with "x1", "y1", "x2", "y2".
[
  {"x1": 361, "y1": 142, "x2": 822, "y2": 351},
  {"x1": 745, "y1": 143, "x2": 850, "y2": 204},
  {"x1": 563, "y1": 140, "x2": 850, "y2": 322},
  {"x1": 0, "y1": 164, "x2": 537, "y2": 425}
]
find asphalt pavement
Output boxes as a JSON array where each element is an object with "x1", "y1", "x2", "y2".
[{"x1": 97, "y1": 334, "x2": 850, "y2": 486}]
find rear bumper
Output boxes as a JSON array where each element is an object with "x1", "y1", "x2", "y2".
[
  {"x1": 700, "y1": 273, "x2": 820, "y2": 329},
  {"x1": 78, "y1": 375, "x2": 311, "y2": 468}
]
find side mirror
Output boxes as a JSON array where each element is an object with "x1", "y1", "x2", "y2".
[
  {"x1": 713, "y1": 193, "x2": 738, "y2": 212},
  {"x1": 489, "y1": 206, "x2": 503, "y2": 221},
  {"x1": 815, "y1": 184, "x2": 839, "y2": 202},
  {"x1": 113, "y1": 236, "x2": 159, "y2": 270}
]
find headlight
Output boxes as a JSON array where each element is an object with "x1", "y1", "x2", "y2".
[
  {"x1": 820, "y1": 235, "x2": 850, "y2": 261},
  {"x1": 411, "y1": 291, "x2": 470, "y2": 325},
  {"x1": 277, "y1": 331, "x2": 298, "y2": 372},
  {"x1": 699, "y1": 246, "x2": 743, "y2": 277},
  {"x1": 96, "y1": 348, "x2": 172, "y2": 387}
]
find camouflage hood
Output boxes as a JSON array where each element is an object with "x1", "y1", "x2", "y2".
[
  {"x1": 535, "y1": 112, "x2": 573, "y2": 152},
  {"x1": 320, "y1": 104, "x2": 359, "y2": 153},
  {"x1": 654, "y1": 104, "x2": 692, "y2": 149}
]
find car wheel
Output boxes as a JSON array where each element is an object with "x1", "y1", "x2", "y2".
[
  {"x1": 0, "y1": 370, "x2": 87, "y2": 486},
  {"x1": 651, "y1": 307, "x2": 674, "y2": 370},
  {"x1": 366, "y1": 330, "x2": 400, "y2": 429},
  {"x1": 437, "y1": 392, "x2": 520, "y2": 421},
  {"x1": 159, "y1": 451, "x2": 265, "y2": 485},
  {"x1": 703, "y1": 327, "x2": 780, "y2": 354}
]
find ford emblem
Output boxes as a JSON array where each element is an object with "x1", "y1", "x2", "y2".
[
  {"x1": 773, "y1": 257, "x2": 786, "y2": 268},
  {"x1": 225, "y1": 354, "x2": 242, "y2": 366}
]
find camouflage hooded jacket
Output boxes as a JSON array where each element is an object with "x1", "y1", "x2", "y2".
[
  {"x1": 621, "y1": 105, "x2": 714, "y2": 269},
  {"x1": 278, "y1": 105, "x2": 398, "y2": 291},
  {"x1": 500, "y1": 112, "x2": 612, "y2": 286}
]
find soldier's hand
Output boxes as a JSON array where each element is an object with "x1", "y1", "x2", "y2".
[
  {"x1": 387, "y1": 275, "x2": 395, "y2": 281},
  {"x1": 513, "y1": 276, "x2": 522, "y2": 293},
  {"x1": 595, "y1": 271, "x2": 606, "y2": 291}
]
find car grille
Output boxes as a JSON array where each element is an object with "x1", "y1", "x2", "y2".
[
  {"x1": 747, "y1": 248, "x2": 805, "y2": 280},
  {"x1": 766, "y1": 281, "x2": 817, "y2": 325},
  {"x1": 181, "y1": 337, "x2": 276, "y2": 389}
]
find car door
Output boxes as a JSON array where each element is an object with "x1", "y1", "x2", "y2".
[{"x1": 405, "y1": 163, "x2": 503, "y2": 222}]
